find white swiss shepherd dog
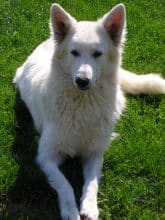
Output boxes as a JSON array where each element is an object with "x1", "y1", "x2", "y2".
[{"x1": 14, "y1": 3, "x2": 165, "y2": 220}]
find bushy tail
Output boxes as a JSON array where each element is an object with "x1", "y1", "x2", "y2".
[{"x1": 119, "y1": 68, "x2": 165, "y2": 95}]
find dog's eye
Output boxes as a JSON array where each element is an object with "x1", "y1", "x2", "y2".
[
  {"x1": 70, "y1": 50, "x2": 80, "y2": 57},
  {"x1": 93, "y1": 51, "x2": 102, "y2": 58}
]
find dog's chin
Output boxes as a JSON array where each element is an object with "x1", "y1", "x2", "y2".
[{"x1": 78, "y1": 85, "x2": 90, "y2": 91}]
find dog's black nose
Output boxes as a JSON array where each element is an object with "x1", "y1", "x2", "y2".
[{"x1": 75, "y1": 77, "x2": 90, "y2": 89}]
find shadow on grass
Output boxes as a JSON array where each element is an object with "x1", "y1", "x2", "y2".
[
  {"x1": 128, "y1": 94, "x2": 164, "y2": 107},
  {"x1": 6, "y1": 93, "x2": 83, "y2": 220}
]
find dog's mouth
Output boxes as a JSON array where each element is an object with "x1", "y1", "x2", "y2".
[{"x1": 77, "y1": 85, "x2": 90, "y2": 91}]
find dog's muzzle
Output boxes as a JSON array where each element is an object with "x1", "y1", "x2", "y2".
[{"x1": 75, "y1": 76, "x2": 90, "y2": 90}]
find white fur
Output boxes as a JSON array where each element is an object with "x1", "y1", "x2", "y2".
[
  {"x1": 13, "y1": 3, "x2": 165, "y2": 220},
  {"x1": 120, "y1": 69, "x2": 165, "y2": 94}
]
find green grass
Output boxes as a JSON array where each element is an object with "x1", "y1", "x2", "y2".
[{"x1": 0, "y1": 0, "x2": 165, "y2": 219}]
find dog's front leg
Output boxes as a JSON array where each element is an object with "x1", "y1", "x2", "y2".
[
  {"x1": 37, "y1": 124, "x2": 80, "y2": 220},
  {"x1": 80, "y1": 154, "x2": 103, "y2": 220}
]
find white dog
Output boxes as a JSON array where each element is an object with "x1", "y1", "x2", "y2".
[{"x1": 14, "y1": 3, "x2": 165, "y2": 220}]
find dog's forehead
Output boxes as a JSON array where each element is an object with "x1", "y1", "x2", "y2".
[{"x1": 72, "y1": 21, "x2": 104, "y2": 45}]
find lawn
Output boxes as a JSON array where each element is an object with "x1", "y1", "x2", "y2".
[{"x1": 0, "y1": 0, "x2": 164, "y2": 219}]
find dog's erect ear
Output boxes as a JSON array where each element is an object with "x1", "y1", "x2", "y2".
[
  {"x1": 100, "y1": 4, "x2": 126, "y2": 46},
  {"x1": 50, "y1": 4, "x2": 76, "y2": 43}
]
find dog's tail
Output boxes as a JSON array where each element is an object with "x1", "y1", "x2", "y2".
[{"x1": 119, "y1": 68, "x2": 165, "y2": 95}]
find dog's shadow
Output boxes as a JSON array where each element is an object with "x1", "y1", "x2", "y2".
[
  {"x1": 128, "y1": 94, "x2": 164, "y2": 107},
  {"x1": 6, "y1": 93, "x2": 83, "y2": 220}
]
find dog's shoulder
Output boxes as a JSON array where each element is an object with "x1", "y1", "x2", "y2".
[{"x1": 14, "y1": 38, "x2": 55, "y2": 86}]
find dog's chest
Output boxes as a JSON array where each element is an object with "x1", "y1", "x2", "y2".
[{"x1": 51, "y1": 90, "x2": 116, "y2": 156}]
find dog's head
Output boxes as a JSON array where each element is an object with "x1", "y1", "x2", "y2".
[{"x1": 50, "y1": 3, "x2": 126, "y2": 90}]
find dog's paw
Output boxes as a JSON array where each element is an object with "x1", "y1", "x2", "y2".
[
  {"x1": 61, "y1": 207, "x2": 80, "y2": 220},
  {"x1": 80, "y1": 200, "x2": 99, "y2": 220}
]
